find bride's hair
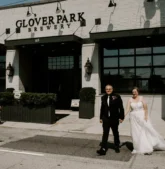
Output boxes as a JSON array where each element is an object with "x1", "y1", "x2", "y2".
[{"x1": 132, "y1": 86, "x2": 140, "y2": 93}]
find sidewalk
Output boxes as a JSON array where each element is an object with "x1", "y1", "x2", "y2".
[
  {"x1": 0, "y1": 110, "x2": 130, "y2": 136},
  {"x1": 0, "y1": 110, "x2": 165, "y2": 137}
]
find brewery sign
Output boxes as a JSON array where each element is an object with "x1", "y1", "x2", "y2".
[{"x1": 15, "y1": 12, "x2": 85, "y2": 32}]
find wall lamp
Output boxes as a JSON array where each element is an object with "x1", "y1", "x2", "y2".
[
  {"x1": 80, "y1": 19, "x2": 86, "y2": 27},
  {"x1": 27, "y1": 6, "x2": 36, "y2": 17},
  {"x1": 6, "y1": 63, "x2": 14, "y2": 77},
  {"x1": 16, "y1": 27, "x2": 21, "y2": 34},
  {"x1": 73, "y1": 19, "x2": 86, "y2": 35},
  {"x1": 84, "y1": 58, "x2": 93, "y2": 75},
  {"x1": 56, "y1": 1, "x2": 65, "y2": 14},
  {"x1": 108, "y1": 0, "x2": 117, "y2": 7},
  {"x1": 6, "y1": 28, "x2": 10, "y2": 34}
]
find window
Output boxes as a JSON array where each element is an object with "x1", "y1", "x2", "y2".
[
  {"x1": 120, "y1": 49, "x2": 134, "y2": 55},
  {"x1": 104, "y1": 49, "x2": 118, "y2": 56},
  {"x1": 153, "y1": 55, "x2": 165, "y2": 66},
  {"x1": 102, "y1": 46, "x2": 165, "y2": 93},
  {"x1": 153, "y1": 46, "x2": 165, "y2": 54},
  {"x1": 119, "y1": 68, "x2": 135, "y2": 78},
  {"x1": 154, "y1": 68, "x2": 165, "y2": 78},
  {"x1": 48, "y1": 56, "x2": 74, "y2": 70},
  {"x1": 136, "y1": 56, "x2": 151, "y2": 66},
  {"x1": 104, "y1": 58, "x2": 118, "y2": 67},
  {"x1": 136, "y1": 68, "x2": 151, "y2": 78},
  {"x1": 136, "y1": 47, "x2": 151, "y2": 55},
  {"x1": 104, "y1": 69, "x2": 118, "y2": 75},
  {"x1": 119, "y1": 57, "x2": 134, "y2": 67}
]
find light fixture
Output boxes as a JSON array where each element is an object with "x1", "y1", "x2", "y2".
[
  {"x1": 89, "y1": 18, "x2": 101, "y2": 33},
  {"x1": 56, "y1": 2, "x2": 65, "y2": 14},
  {"x1": 16, "y1": 27, "x2": 21, "y2": 33},
  {"x1": 6, "y1": 63, "x2": 14, "y2": 77},
  {"x1": 95, "y1": 18, "x2": 101, "y2": 25},
  {"x1": 84, "y1": 58, "x2": 93, "y2": 75},
  {"x1": 27, "y1": 6, "x2": 36, "y2": 17},
  {"x1": 6, "y1": 28, "x2": 10, "y2": 34},
  {"x1": 108, "y1": 0, "x2": 117, "y2": 7},
  {"x1": 80, "y1": 20, "x2": 86, "y2": 27}
]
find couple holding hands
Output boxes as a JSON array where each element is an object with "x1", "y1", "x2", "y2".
[{"x1": 97, "y1": 85, "x2": 165, "y2": 155}]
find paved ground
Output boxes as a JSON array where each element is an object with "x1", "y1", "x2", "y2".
[
  {"x1": 0, "y1": 110, "x2": 165, "y2": 169},
  {"x1": 1, "y1": 110, "x2": 165, "y2": 137},
  {"x1": 0, "y1": 110, "x2": 132, "y2": 136},
  {"x1": 0, "y1": 127, "x2": 165, "y2": 169}
]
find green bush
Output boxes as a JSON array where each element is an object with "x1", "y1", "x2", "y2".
[
  {"x1": 79, "y1": 87, "x2": 96, "y2": 104},
  {"x1": 20, "y1": 93, "x2": 56, "y2": 106},
  {"x1": 0, "y1": 92, "x2": 15, "y2": 106}
]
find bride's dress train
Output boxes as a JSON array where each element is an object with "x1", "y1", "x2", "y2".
[{"x1": 130, "y1": 98, "x2": 165, "y2": 154}]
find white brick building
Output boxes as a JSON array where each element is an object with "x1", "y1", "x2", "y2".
[{"x1": 0, "y1": 0, "x2": 165, "y2": 131}]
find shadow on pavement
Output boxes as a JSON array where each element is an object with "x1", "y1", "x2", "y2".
[
  {"x1": 0, "y1": 135, "x2": 133, "y2": 161},
  {"x1": 55, "y1": 114, "x2": 69, "y2": 122},
  {"x1": 120, "y1": 142, "x2": 134, "y2": 152}
]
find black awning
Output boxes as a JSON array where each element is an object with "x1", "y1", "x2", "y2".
[
  {"x1": 5, "y1": 35, "x2": 82, "y2": 47},
  {"x1": 90, "y1": 27, "x2": 165, "y2": 42}
]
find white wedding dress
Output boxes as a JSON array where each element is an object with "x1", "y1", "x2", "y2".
[{"x1": 129, "y1": 97, "x2": 165, "y2": 154}]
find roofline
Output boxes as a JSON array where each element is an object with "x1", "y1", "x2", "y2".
[{"x1": 0, "y1": 0, "x2": 65, "y2": 10}]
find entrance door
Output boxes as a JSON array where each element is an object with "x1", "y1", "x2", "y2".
[{"x1": 49, "y1": 69, "x2": 74, "y2": 109}]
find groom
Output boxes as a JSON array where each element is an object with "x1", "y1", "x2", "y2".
[{"x1": 97, "y1": 84, "x2": 124, "y2": 155}]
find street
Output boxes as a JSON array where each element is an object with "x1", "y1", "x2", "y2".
[{"x1": 0, "y1": 127, "x2": 164, "y2": 169}]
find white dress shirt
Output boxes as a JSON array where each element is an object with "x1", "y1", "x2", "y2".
[{"x1": 107, "y1": 96, "x2": 110, "y2": 117}]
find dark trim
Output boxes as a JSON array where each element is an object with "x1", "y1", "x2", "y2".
[
  {"x1": 5, "y1": 35, "x2": 82, "y2": 47},
  {"x1": 82, "y1": 38, "x2": 94, "y2": 44},
  {"x1": 90, "y1": 27, "x2": 165, "y2": 41},
  {"x1": 0, "y1": 0, "x2": 66, "y2": 10}
]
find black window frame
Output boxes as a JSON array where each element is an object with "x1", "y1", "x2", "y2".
[{"x1": 101, "y1": 44, "x2": 165, "y2": 94}]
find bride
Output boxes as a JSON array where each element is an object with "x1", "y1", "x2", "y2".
[{"x1": 125, "y1": 87, "x2": 165, "y2": 154}]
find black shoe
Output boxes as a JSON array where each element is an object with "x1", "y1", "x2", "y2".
[
  {"x1": 97, "y1": 148, "x2": 106, "y2": 155},
  {"x1": 115, "y1": 147, "x2": 120, "y2": 153}
]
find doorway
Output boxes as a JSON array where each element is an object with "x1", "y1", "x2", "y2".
[
  {"x1": 48, "y1": 55, "x2": 81, "y2": 109},
  {"x1": 28, "y1": 42, "x2": 82, "y2": 109}
]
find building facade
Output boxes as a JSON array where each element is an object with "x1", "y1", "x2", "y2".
[{"x1": 0, "y1": 0, "x2": 165, "y2": 119}]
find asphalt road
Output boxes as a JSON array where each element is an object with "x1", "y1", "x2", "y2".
[{"x1": 0, "y1": 127, "x2": 164, "y2": 169}]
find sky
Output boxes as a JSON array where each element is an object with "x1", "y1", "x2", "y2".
[{"x1": 0, "y1": 0, "x2": 40, "y2": 6}]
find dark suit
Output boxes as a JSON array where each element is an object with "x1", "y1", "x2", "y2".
[{"x1": 100, "y1": 93, "x2": 124, "y2": 149}]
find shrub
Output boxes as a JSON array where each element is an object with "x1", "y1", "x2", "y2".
[
  {"x1": 0, "y1": 92, "x2": 15, "y2": 106},
  {"x1": 79, "y1": 87, "x2": 96, "y2": 104},
  {"x1": 20, "y1": 93, "x2": 56, "y2": 106}
]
